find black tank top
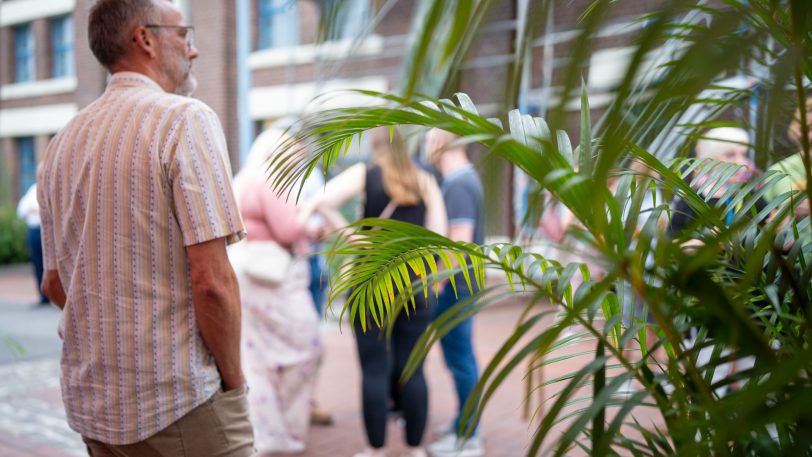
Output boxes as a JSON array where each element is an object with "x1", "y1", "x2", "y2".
[{"x1": 363, "y1": 165, "x2": 426, "y2": 226}]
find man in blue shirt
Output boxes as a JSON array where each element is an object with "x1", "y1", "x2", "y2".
[{"x1": 425, "y1": 128, "x2": 486, "y2": 457}]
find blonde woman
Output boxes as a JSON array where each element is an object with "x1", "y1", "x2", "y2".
[{"x1": 317, "y1": 127, "x2": 447, "y2": 457}]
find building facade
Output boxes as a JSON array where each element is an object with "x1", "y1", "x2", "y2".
[
  {"x1": 0, "y1": 0, "x2": 236, "y2": 202},
  {"x1": 1, "y1": 0, "x2": 667, "y2": 234},
  {"x1": 1, "y1": 0, "x2": 101, "y2": 202}
]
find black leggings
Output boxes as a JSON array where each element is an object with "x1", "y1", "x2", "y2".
[{"x1": 354, "y1": 295, "x2": 432, "y2": 448}]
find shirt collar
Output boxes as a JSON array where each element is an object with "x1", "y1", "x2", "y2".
[
  {"x1": 444, "y1": 163, "x2": 475, "y2": 182},
  {"x1": 107, "y1": 71, "x2": 164, "y2": 92}
]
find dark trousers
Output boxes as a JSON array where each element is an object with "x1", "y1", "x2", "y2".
[
  {"x1": 308, "y1": 253, "x2": 325, "y2": 315},
  {"x1": 27, "y1": 226, "x2": 47, "y2": 303},
  {"x1": 434, "y1": 282, "x2": 479, "y2": 434},
  {"x1": 354, "y1": 295, "x2": 432, "y2": 448}
]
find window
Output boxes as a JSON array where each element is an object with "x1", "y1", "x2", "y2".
[
  {"x1": 257, "y1": 0, "x2": 298, "y2": 50},
  {"x1": 17, "y1": 137, "x2": 36, "y2": 196},
  {"x1": 51, "y1": 15, "x2": 74, "y2": 78},
  {"x1": 324, "y1": 0, "x2": 371, "y2": 41},
  {"x1": 14, "y1": 23, "x2": 35, "y2": 82}
]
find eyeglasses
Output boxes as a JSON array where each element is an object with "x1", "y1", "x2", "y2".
[{"x1": 144, "y1": 24, "x2": 195, "y2": 48}]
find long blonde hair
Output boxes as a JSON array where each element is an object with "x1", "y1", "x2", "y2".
[{"x1": 370, "y1": 127, "x2": 423, "y2": 206}]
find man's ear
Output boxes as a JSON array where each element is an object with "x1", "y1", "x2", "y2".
[{"x1": 132, "y1": 27, "x2": 157, "y2": 59}]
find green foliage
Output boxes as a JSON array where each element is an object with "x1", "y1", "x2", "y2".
[
  {"x1": 280, "y1": 0, "x2": 812, "y2": 455},
  {"x1": 0, "y1": 204, "x2": 29, "y2": 265},
  {"x1": 3, "y1": 335, "x2": 27, "y2": 360},
  {"x1": 0, "y1": 160, "x2": 11, "y2": 205}
]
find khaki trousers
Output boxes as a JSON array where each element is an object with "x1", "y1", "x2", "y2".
[{"x1": 83, "y1": 386, "x2": 256, "y2": 457}]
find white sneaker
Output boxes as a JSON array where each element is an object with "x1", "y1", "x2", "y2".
[
  {"x1": 427, "y1": 432, "x2": 485, "y2": 457},
  {"x1": 432, "y1": 423, "x2": 453, "y2": 436},
  {"x1": 353, "y1": 448, "x2": 387, "y2": 457},
  {"x1": 401, "y1": 448, "x2": 427, "y2": 457}
]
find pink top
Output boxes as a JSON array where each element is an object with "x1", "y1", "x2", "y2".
[{"x1": 238, "y1": 171, "x2": 307, "y2": 250}]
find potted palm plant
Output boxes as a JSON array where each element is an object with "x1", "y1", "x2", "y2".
[{"x1": 269, "y1": 0, "x2": 812, "y2": 454}]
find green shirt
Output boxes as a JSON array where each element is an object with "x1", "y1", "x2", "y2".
[{"x1": 764, "y1": 152, "x2": 809, "y2": 201}]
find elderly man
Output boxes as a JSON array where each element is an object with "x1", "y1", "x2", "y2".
[{"x1": 37, "y1": 1, "x2": 255, "y2": 455}]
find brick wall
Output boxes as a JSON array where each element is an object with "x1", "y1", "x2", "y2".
[
  {"x1": 459, "y1": 0, "x2": 516, "y2": 236},
  {"x1": 376, "y1": 0, "x2": 415, "y2": 37},
  {"x1": 191, "y1": 0, "x2": 240, "y2": 169},
  {"x1": 0, "y1": 0, "x2": 685, "y2": 230},
  {"x1": 554, "y1": 0, "x2": 667, "y2": 30},
  {"x1": 73, "y1": 0, "x2": 107, "y2": 110},
  {"x1": 250, "y1": 0, "x2": 258, "y2": 50},
  {"x1": 528, "y1": 0, "x2": 669, "y2": 89},
  {"x1": 299, "y1": 0, "x2": 319, "y2": 44},
  {"x1": 33, "y1": 18, "x2": 49, "y2": 80},
  {"x1": 458, "y1": 0, "x2": 515, "y2": 104}
]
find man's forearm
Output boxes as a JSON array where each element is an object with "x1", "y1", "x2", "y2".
[{"x1": 192, "y1": 272, "x2": 244, "y2": 390}]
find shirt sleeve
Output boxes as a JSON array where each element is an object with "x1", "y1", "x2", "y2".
[
  {"x1": 262, "y1": 191, "x2": 307, "y2": 247},
  {"x1": 168, "y1": 103, "x2": 246, "y2": 247},
  {"x1": 763, "y1": 172, "x2": 794, "y2": 202},
  {"x1": 764, "y1": 154, "x2": 806, "y2": 201},
  {"x1": 16, "y1": 184, "x2": 36, "y2": 220},
  {"x1": 36, "y1": 172, "x2": 57, "y2": 270},
  {"x1": 444, "y1": 180, "x2": 477, "y2": 228}
]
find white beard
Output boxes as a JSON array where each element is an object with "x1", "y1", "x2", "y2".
[{"x1": 174, "y1": 73, "x2": 197, "y2": 97}]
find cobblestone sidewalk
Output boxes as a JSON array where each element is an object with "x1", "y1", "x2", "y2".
[
  {"x1": 0, "y1": 264, "x2": 576, "y2": 456},
  {"x1": 0, "y1": 359, "x2": 85, "y2": 456}
]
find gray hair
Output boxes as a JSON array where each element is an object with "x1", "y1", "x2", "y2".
[
  {"x1": 88, "y1": 0, "x2": 160, "y2": 70},
  {"x1": 696, "y1": 127, "x2": 750, "y2": 160}
]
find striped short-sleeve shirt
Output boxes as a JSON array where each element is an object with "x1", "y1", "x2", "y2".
[{"x1": 37, "y1": 72, "x2": 246, "y2": 445}]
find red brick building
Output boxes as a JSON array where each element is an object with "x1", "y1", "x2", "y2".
[
  {"x1": 0, "y1": 0, "x2": 238, "y2": 202},
  {"x1": 1, "y1": 0, "x2": 667, "y2": 234}
]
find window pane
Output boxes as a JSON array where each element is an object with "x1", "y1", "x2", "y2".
[
  {"x1": 17, "y1": 137, "x2": 36, "y2": 196},
  {"x1": 257, "y1": 0, "x2": 298, "y2": 49},
  {"x1": 14, "y1": 23, "x2": 35, "y2": 82},
  {"x1": 52, "y1": 15, "x2": 74, "y2": 78},
  {"x1": 342, "y1": 0, "x2": 370, "y2": 39},
  {"x1": 326, "y1": 0, "x2": 370, "y2": 41}
]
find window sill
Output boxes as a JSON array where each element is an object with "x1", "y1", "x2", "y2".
[
  {"x1": 1, "y1": 76, "x2": 77, "y2": 101},
  {"x1": 249, "y1": 76, "x2": 388, "y2": 119},
  {"x1": 1, "y1": 0, "x2": 75, "y2": 27},
  {"x1": 249, "y1": 35, "x2": 384, "y2": 70},
  {"x1": 0, "y1": 103, "x2": 78, "y2": 137}
]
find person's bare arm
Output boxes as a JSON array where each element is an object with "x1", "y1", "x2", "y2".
[
  {"x1": 438, "y1": 222, "x2": 476, "y2": 290},
  {"x1": 319, "y1": 163, "x2": 366, "y2": 210},
  {"x1": 794, "y1": 199, "x2": 810, "y2": 219},
  {"x1": 316, "y1": 204, "x2": 350, "y2": 232},
  {"x1": 41, "y1": 270, "x2": 66, "y2": 309},
  {"x1": 448, "y1": 223, "x2": 474, "y2": 243},
  {"x1": 421, "y1": 172, "x2": 448, "y2": 237},
  {"x1": 186, "y1": 237, "x2": 244, "y2": 391}
]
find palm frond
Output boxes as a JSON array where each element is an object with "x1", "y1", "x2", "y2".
[{"x1": 279, "y1": 1, "x2": 812, "y2": 453}]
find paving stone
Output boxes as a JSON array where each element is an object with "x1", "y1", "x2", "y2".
[{"x1": 0, "y1": 263, "x2": 659, "y2": 457}]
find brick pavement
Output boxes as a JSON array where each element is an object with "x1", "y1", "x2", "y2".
[{"x1": 0, "y1": 263, "x2": 641, "y2": 456}]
